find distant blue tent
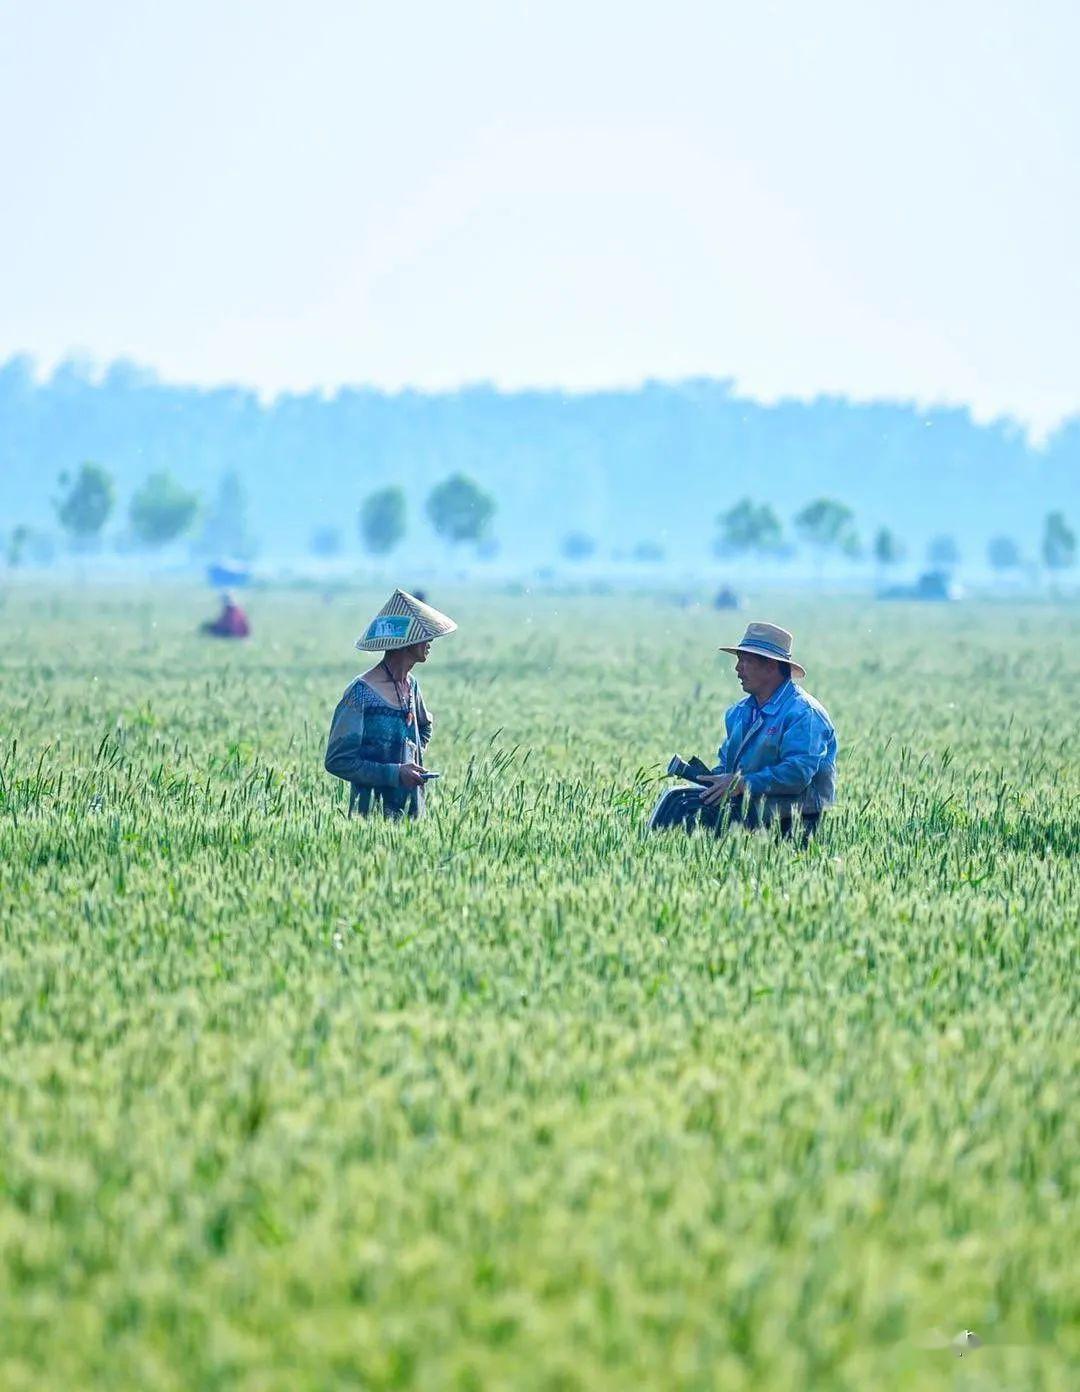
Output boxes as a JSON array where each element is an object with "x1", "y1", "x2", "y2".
[{"x1": 206, "y1": 560, "x2": 251, "y2": 588}]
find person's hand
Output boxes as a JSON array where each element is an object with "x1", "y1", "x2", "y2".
[
  {"x1": 698, "y1": 773, "x2": 743, "y2": 807},
  {"x1": 399, "y1": 761, "x2": 427, "y2": 789}
]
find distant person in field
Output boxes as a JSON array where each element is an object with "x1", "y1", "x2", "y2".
[
  {"x1": 324, "y1": 589, "x2": 457, "y2": 819},
  {"x1": 650, "y1": 622, "x2": 837, "y2": 839},
  {"x1": 200, "y1": 592, "x2": 250, "y2": 639},
  {"x1": 713, "y1": 585, "x2": 741, "y2": 610}
]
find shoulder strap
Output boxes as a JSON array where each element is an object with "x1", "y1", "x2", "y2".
[
  {"x1": 730, "y1": 713, "x2": 764, "y2": 771},
  {"x1": 410, "y1": 677, "x2": 424, "y2": 768}
]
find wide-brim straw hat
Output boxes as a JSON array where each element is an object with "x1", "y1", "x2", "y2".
[
  {"x1": 719, "y1": 621, "x2": 805, "y2": 680},
  {"x1": 355, "y1": 589, "x2": 458, "y2": 652}
]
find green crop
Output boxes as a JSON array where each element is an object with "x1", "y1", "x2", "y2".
[{"x1": 0, "y1": 586, "x2": 1077, "y2": 1390}]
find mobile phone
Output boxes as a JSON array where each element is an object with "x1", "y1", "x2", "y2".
[{"x1": 420, "y1": 770, "x2": 441, "y2": 780}]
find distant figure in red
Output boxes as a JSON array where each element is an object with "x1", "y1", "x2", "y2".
[{"x1": 201, "y1": 592, "x2": 250, "y2": 639}]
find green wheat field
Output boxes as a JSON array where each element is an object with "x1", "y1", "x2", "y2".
[{"x1": 0, "y1": 585, "x2": 1077, "y2": 1391}]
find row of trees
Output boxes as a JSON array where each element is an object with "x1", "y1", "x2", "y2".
[
  {"x1": 312, "y1": 475, "x2": 497, "y2": 560},
  {"x1": 711, "y1": 496, "x2": 1077, "y2": 575},
  {"x1": 52, "y1": 463, "x2": 199, "y2": 550},
  {"x1": 558, "y1": 534, "x2": 664, "y2": 563},
  {"x1": 5, "y1": 464, "x2": 498, "y2": 565},
  {"x1": 5, "y1": 464, "x2": 1075, "y2": 580},
  {"x1": 6, "y1": 362, "x2": 1077, "y2": 560},
  {"x1": 551, "y1": 502, "x2": 1076, "y2": 576}
]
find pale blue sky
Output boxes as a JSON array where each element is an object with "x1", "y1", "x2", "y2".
[{"x1": 2, "y1": 0, "x2": 1078, "y2": 432}]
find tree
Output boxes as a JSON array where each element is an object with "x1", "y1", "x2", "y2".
[
  {"x1": 987, "y1": 535, "x2": 1021, "y2": 572},
  {"x1": 129, "y1": 472, "x2": 199, "y2": 548},
  {"x1": 927, "y1": 534, "x2": 960, "y2": 568},
  {"x1": 55, "y1": 463, "x2": 114, "y2": 547},
  {"x1": 631, "y1": 540, "x2": 665, "y2": 563},
  {"x1": 714, "y1": 498, "x2": 783, "y2": 558},
  {"x1": 5, "y1": 529, "x2": 56, "y2": 567},
  {"x1": 561, "y1": 531, "x2": 596, "y2": 562},
  {"x1": 359, "y1": 486, "x2": 406, "y2": 556},
  {"x1": 794, "y1": 498, "x2": 859, "y2": 568},
  {"x1": 1042, "y1": 511, "x2": 1076, "y2": 574},
  {"x1": 425, "y1": 473, "x2": 495, "y2": 547},
  {"x1": 872, "y1": 527, "x2": 904, "y2": 573},
  {"x1": 195, "y1": 470, "x2": 256, "y2": 559},
  {"x1": 5, "y1": 525, "x2": 29, "y2": 568},
  {"x1": 310, "y1": 526, "x2": 343, "y2": 557}
]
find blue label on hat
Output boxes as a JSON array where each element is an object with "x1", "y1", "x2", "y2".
[{"x1": 368, "y1": 616, "x2": 411, "y2": 639}]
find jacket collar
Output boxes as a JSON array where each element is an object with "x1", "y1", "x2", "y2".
[{"x1": 753, "y1": 678, "x2": 796, "y2": 719}]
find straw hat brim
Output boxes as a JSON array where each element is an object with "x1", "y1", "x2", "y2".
[
  {"x1": 356, "y1": 629, "x2": 455, "y2": 652},
  {"x1": 355, "y1": 589, "x2": 458, "y2": 651},
  {"x1": 719, "y1": 643, "x2": 805, "y2": 680}
]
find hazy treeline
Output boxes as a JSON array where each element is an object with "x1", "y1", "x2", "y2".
[{"x1": 1, "y1": 356, "x2": 1077, "y2": 563}]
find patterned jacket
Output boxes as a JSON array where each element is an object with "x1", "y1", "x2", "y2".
[
  {"x1": 324, "y1": 676, "x2": 433, "y2": 818},
  {"x1": 715, "y1": 679, "x2": 837, "y2": 816}
]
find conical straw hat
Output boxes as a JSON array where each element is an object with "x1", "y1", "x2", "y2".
[{"x1": 355, "y1": 589, "x2": 458, "y2": 651}]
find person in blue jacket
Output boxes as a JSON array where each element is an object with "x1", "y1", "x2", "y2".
[{"x1": 651, "y1": 622, "x2": 837, "y2": 839}]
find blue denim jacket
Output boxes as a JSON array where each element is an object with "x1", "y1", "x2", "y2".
[
  {"x1": 324, "y1": 677, "x2": 433, "y2": 818},
  {"x1": 715, "y1": 680, "x2": 837, "y2": 816}
]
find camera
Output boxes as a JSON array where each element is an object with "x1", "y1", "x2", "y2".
[{"x1": 667, "y1": 754, "x2": 712, "y2": 783}]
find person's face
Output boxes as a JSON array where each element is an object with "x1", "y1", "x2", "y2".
[
  {"x1": 411, "y1": 640, "x2": 433, "y2": 663},
  {"x1": 735, "y1": 650, "x2": 780, "y2": 693}
]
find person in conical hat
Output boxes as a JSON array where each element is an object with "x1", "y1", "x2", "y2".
[
  {"x1": 649, "y1": 620, "x2": 837, "y2": 840},
  {"x1": 324, "y1": 590, "x2": 458, "y2": 819}
]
